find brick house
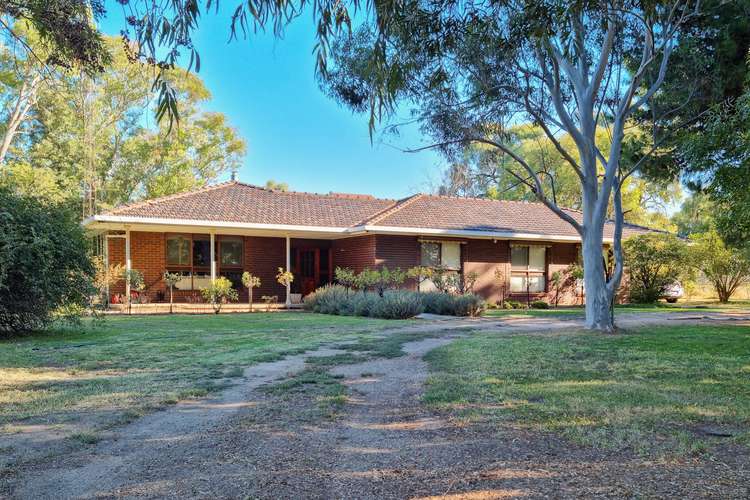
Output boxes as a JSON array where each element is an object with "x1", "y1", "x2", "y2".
[{"x1": 84, "y1": 181, "x2": 650, "y2": 306}]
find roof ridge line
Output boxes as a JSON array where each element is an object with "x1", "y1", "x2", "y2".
[
  {"x1": 104, "y1": 181, "x2": 239, "y2": 216},
  {"x1": 356, "y1": 193, "x2": 424, "y2": 226}
]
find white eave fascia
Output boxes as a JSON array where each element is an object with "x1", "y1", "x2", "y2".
[
  {"x1": 349, "y1": 224, "x2": 607, "y2": 243},
  {"x1": 84, "y1": 215, "x2": 609, "y2": 244},
  {"x1": 84, "y1": 214, "x2": 350, "y2": 234}
]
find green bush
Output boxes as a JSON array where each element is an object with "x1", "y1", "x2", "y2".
[
  {"x1": 200, "y1": 277, "x2": 239, "y2": 314},
  {"x1": 530, "y1": 300, "x2": 549, "y2": 309},
  {"x1": 505, "y1": 300, "x2": 525, "y2": 309},
  {"x1": 370, "y1": 290, "x2": 424, "y2": 319},
  {"x1": 420, "y1": 292, "x2": 455, "y2": 315},
  {"x1": 0, "y1": 188, "x2": 94, "y2": 333},
  {"x1": 451, "y1": 294, "x2": 486, "y2": 316},
  {"x1": 305, "y1": 286, "x2": 483, "y2": 318}
]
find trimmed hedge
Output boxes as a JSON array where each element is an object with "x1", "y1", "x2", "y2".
[{"x1": 304, "y1": 285, "x2": 485, "y2": 319}]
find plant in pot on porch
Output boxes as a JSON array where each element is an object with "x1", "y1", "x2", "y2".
[
  {"x1": 123, "y1": 269, "x2": 145, "y2": 314},
  {"x1": 276, "y1": 267, "x2": 294, "y2": 304},
  {"x1": 163, "y1": 272, "x2": 182, "y2": 314},
  {"x1": 201, "y1": 277, "x2": 239, "y2": 314},
  {"x1": 241, "y1": 272, "x2": 261, "y2": 312}
]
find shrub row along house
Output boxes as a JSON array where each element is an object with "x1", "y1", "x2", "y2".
[{"x1": 84, "y1": 181, "x2": 652, "y2": 307}]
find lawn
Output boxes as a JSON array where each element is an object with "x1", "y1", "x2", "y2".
[
  {"x1": 424, "y1": 324, "x2": 750, "y2": 456},
  {"x1": 0, "y1": 313, "x2": 403, "y2": 433},
  {"x1": 483, "y1": 301, "x2": 747, "y2": 318}
]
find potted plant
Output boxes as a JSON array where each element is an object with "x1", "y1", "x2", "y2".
[
  {"x1": 201, "y1": 277, "x2": 239, "y2": 314},
  {"x1": 163, "y1": 272, "x2": 182, "y2": 314},
  {"x1": 241, "y1": 272, "x2": 261, "y2": 312}
]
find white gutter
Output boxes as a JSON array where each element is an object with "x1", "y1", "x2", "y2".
[
  {"x1": 84, "y1": 214, "x2": 350, "y2": 234},
  {"x1": 349, "y1": 224, "x2": 599, "y2": 243},
  {"x1": 84, "y1": 214, "x2": 600, "y2": 243}
]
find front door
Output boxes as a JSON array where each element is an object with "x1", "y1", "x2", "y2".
[{"x1": 297, "y1": 248, "x2": 319, "y2": 296}]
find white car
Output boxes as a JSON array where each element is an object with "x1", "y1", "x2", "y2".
[{"x1": 662, "y1": 282, "x2": 684, "y2": 303}]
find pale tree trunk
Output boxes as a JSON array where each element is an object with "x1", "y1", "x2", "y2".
[{"x1": 0, "y1": 74, "x2": 41, "y2": 164}]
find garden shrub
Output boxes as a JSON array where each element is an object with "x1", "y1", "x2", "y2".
[
  {"x1": 369, "y1": 290, "x2": 425, "y2": 319},
  {"x1": 420, "y1": 291, "x2": 455, "y2": 315},
  {"x1": 451, "y1": 294, "x2": 486, "y2": 316},
  {"x1": 306, "y1": 285, "x2": 483, "y2": 319},
  {"x1": 530, "y1": 300, "x2": 550, "y2": 309},
  {"x1": 0, "y1": 188, "x2": 94, "y2": 333},
  {"x1": 505, "y1": 300, "x2": 525, "y2": 309}
]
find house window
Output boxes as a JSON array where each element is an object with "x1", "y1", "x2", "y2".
[
  {"x1": 420, "y1": 242, "x2": 441, "y2": 267},
  {"x1": 420, "y1": 241, "x2": 461, "y2": 270},
  {"x1": 220, "y1": 238, "x2": 243, "y2": 267},
  {"x1": 510, "y1": 245, "x2": 547, "y2": 293},
  {"x1": 166, "y1": 235, "x2": 190, "y2": 266},
  {"x1": 192, "y1": 237, "x2": 211, "y2": 267}
]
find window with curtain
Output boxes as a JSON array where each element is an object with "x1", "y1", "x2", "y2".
[
  {"x1": 510, "y1": 245, "x2": 547, "y2": 292},
  {"x1": 220, "y1": 238, "x2": 243, "y2": 267},
  {"x1": 420, "y1": 241, "x2": 461, "y2": 270},
  {"x1": 166, "y1": 235, "x2": 190, "y2": 266}
]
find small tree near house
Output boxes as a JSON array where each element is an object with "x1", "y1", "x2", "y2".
[
  {"x1": 690, "y1": 230, "x2": 750, "y2": 303},
  {"x1": 201, "y1": 277, "x2": 239, "y2": 314},
  {"x1": 163, "y1": 272, "x2": 181, "y2": 314},
  {"x1": 550, "y1": 271, "x2": 564, "y2": 308},
  {"x1": 241, "y1": 272, "x2": 261, "y2": 311},
  {"x1": 123, "y1": 269, "x2": 145, "y2": 314}
]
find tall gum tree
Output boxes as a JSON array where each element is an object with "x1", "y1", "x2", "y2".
[{"x1": 322, "y1": 0, "x2": 702, "y2": 331}]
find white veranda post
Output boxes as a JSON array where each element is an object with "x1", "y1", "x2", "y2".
[
  {"x1": 125, "y1": 228, "x2": 131, "y2": 305},
  {"x1": 285, "y1": 235, "x2": 291, "y2": 307},
  {"x1": 210, "y1": 232, "x2": 216, "y2": 283}
]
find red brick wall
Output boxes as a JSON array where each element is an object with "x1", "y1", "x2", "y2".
[
  {"x1": 463, "y1": 239, "x2": 510, "y2": 303},
  {"x1": 331, "y1": 235, "x2": 376, "y2": 273},
  {"x1": 106, "y1": 231, "x2": 622, "y2": 306},
  {"x1": 245, "y1": 236, "x2": 286, "y2": 300}
]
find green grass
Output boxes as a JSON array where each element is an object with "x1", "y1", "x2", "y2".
[
  {"x1": 483, "y1": 301, "x2": 747, "y2": 318},
  {"x1": 0, "y1": 313, "x2": 403, "y2": 431},
  {"x1": 264, "y1": 367, "x2": 349, "y2": 419},
  {"x1": 424, "y1": 325, "x2": 750, "y2": 456}
]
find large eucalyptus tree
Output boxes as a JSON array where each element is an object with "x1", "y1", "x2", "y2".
[{"x1": 322, "y1": 0, "x2": 702, "y2": 331}]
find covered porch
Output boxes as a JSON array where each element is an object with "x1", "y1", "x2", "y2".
[{"x1": 89, "y1": 219, "x2": 344, "y2": 309}]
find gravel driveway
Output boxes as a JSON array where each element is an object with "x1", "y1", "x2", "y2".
[{"x1": 5, "y1": 312, "x2": 750, "y2": 499}]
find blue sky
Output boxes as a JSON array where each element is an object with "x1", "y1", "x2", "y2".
[{"x1": 99, "y1": 4, "x2": 446, "y2": 200}]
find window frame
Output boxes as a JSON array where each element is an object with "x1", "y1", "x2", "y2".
[
  {"x1": 218, "y1": 236, "x2": 244, "y2": 269},
  {"x1": 509, "y1": 244, "x2": 548, "y2": 294}
]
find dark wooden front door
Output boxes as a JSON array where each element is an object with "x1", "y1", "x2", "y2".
[{"x1": 297, "y1": 248, "x2": 319, "y2": 296}]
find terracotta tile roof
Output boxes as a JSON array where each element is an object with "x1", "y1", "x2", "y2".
[
  {"x1": 101, "y1": 181, "x2": 654, "y2": 238},
  {"x1": 106, "y1": 182, "x2": 395, "y2": 228},
  {"x1": 367, "y1": 194, "x2": 652, "y2": 239}
]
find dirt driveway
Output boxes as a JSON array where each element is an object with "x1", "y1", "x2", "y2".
[{"x1": 5, "y1": 312, "x2": 750, "y2": 499}]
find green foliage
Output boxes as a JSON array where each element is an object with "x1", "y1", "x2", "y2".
[
  {"x1": 505, "y1": 300, "x2": 525, "y2": 310},
  {"x1": 200, "y1": 277, "x2": 239, "y2": 314},
  {"x1": 163, "y1": 271, "x2": 181, "y2": 313},
  {"x1": 275, "y1": 267, "x2": 294, "y2": 287},
  {"x1": 671, "y1": 192, "x2": 715, "y2": 238},
  {"x1": 264, "y1": 180, "x2": 289, "y2": 191},
  {"x1": 530, "y1": 300, "x2": 550, "y2": 309},
  {"x1": 304, "y1": 285, "x2": 483, "y2": 318},
  {"x1": 123, "y1": 269, "x2": 145, "y2": 293},
  {"x1": 0, "y1": 33, "x2": 245, "y2": 215},
  {"x1": 0, "y1": 188, "x2": 93, "y2": 333},
  {"x1": 334, "y1": 267, "x2": 357, "y2": 290},
  {"x1": 623, "y1": 233, "x2": 688, "y2": 303},
  {"x1": 241, "y1": 272, "x2": 261, "y2": 310},
  {"x1": 92, "y1": 255, "x2": 123, "y2": 305},
  {"x1": 369, "y1": 291, "x2": 424, "y2": 319},
  {"x1": 689, "y1": 230, "x2": 750, "y2": 303}
]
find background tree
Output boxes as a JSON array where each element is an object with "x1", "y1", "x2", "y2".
[
  {"x1": 0, "y1": 34, "x2": 245, "y2": 215},
  {"x1": 689, "y1": 230, "x2": 750, "y2": 303},
  {"x1": 264, "y1": 180, "x2": 289, "y2": 191},
  {"x1": 0, "y1": 188, "x2": 93, "y2": 333},
  {"x1": 671, "y1": 192, "x2": 715, "y2": 237},
  {"x1": 323, "y1": 0, "x2": 701, "y2": 331},
  {"x1": 438, "y1": 126, "x2": 680, "y2": 230},
  {"x1": 623, "y1": 233, "x2": 688, "y2": 303}
]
